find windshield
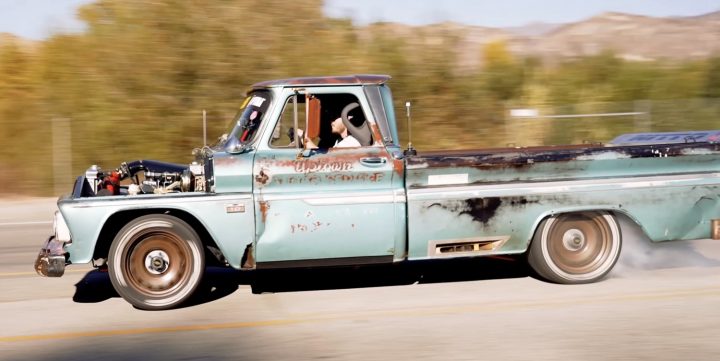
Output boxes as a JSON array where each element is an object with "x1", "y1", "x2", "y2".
[{"x1": 224, "y1": 90, "x2": 272, "y2": 152}]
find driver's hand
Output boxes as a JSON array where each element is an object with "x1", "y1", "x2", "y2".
[{"x1": 304, "y1": 137, "x2": 319, "y2": 149}]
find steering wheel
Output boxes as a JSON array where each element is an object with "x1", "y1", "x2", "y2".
[
  {"x1": 340, "y1": 102, "x2": 372, "y2": 146},
  {"x1": 341, "y1": 103, "x2": 360, "y2": 130}
]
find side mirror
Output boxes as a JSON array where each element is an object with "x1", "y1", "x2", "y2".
[{"x1": 306, "y1": 95, "x2": 321, "y2": 139}]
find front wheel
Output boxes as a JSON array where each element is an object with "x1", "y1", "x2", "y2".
[
  {"x1": 108, "y1": 214, "x2": 205, "y2": 310},
  {"x1": 528, "y1": 211, "x2": 621, "y2": 284}
]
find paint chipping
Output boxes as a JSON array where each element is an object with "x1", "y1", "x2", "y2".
[
  {"x1": 369, "y1": 122, "x2": 383, "y2": 145},
  {"x1": 290, "y1": 224, "x2": 308, "y2": 233},
  {"x1": 259, "y1": 201, "x2": 270, "y2": 223}
]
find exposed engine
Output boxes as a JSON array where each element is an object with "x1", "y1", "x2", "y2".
[{"x1": 84, "y1": 159, "x2": 208, "y2": 196}]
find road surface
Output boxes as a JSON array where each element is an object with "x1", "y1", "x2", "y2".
[{"x1": 1, "y1": 198, "x2": 719, "y2": 360}]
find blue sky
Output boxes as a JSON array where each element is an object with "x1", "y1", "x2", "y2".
[{"x1": 1, "y1": 0, "x2": 719, "y2": 40}]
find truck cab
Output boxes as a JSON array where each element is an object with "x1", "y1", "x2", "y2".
[{"x1": 238, "y1": 75, "x2": 408, "y2": 268}]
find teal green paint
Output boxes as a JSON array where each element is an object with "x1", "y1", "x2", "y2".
[
  {"x1": 212, "y1": 152, "x2": 255, "y2": 194},
  {"x1": 59, "y1": 193, "x2": 254, "y2": 268},
  {"x1": 380, "y1": 85, "x2": 400, "y2": 144}
]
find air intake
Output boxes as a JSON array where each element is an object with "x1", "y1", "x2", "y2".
[{"x1": 428, "y1": 236, "x2": 509, "y2": 258}]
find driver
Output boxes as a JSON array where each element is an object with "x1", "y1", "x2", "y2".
[{"x1": 305, "y1": 115, "x2": 360, "y2": 148}]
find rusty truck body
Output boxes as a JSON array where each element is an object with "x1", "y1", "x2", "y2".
[{"x1": 35, "y1": 75, "x2": 720, "y2": 309}]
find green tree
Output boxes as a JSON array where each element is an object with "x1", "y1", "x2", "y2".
[{"x1": 481, "y1": 40, "x2": 524, "y2": 102}]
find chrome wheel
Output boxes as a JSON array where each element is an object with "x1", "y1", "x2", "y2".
[
  {"x1": 109, "y1": 215, "x2": 204, "y2": 310},
  {"x1": 529, "y1": 211, "x2": 621, "y2": 284},
  {"x1": 126, "y1": 232, "x2": 191, "y2": 295}
]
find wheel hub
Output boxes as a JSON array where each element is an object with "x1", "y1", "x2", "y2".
[
  {"x1": 145, "y1": 250, "x2": 170, "y2": 274},
  {"x1": 562, "y1": 229, "x2": 585, "y2": 251}
]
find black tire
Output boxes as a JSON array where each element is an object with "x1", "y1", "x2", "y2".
[
  {"x1": 108, "y1": 214, "x2": 205, "y2": 310},
  {"x1": 528, "y1": 211, "x2": 621, "y2": 284}
]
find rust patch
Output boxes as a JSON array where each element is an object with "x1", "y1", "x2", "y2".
[
  {"x1": 241, "y1": 244, "x2": 255, "y2": 269},
  {"x1": 258, "y1": 201, "x2": 269, "y2": 223},
  {"x1": 255, "y1": 169, "x2": 270, "y2": 185},
  {"x1": 408, "y1": 143, "x2": 720, "y2": 171},
  {"x1": 393, "y1": 158, "x2": 404, "y2": 176},
  {"x1": 369, "y1": 123, "x2": 383, "y2": 146}
]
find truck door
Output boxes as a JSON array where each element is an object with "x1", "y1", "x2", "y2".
[{"x1": 252, "y1": 89, "x2": 401, "y2": 268}]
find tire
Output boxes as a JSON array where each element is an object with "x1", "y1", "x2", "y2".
[
  {"x1": 108, "y1": 214, "x2": 205, "y2": 310},
  {"x1": 528, "y1": 211, "x2": 621, "y2": 284}
]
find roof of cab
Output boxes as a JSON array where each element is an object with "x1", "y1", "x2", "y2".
[{"x1": 251, "y1": 74, "x2": 391, "y2": 89}]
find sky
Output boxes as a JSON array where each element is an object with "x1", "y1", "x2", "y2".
[{"x1": 1, "y1": 0, "x2": 719, "y2": 40}]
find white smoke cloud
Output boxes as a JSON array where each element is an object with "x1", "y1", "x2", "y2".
[{"x1": 611, "y1": 215, "x2": 720, "y2": 277}]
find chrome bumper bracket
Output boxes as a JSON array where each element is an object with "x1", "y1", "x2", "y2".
[{"x1": 34, "y1": 236, "x2": 67, "y2": 277}]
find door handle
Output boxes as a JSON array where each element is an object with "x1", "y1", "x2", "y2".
[{"x1": 360, "y1": 157, "x2": 387, "y2": 167}]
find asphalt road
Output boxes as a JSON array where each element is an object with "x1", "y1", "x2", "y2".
[{"x1": 1, "y1": 198, "x2": 720, "y2": 361}]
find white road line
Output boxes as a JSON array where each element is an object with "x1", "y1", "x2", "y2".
[{"x1": 0, "y1": 221, "x2": 53, "y2": 227}]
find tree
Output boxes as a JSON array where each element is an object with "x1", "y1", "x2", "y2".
[{"x1": 481, "y1": 40, "x2": 524, "y2": 102}]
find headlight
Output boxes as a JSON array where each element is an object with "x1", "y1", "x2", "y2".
[{"x1": 53, "y1": 211, "x2": 72, "y2": 243}]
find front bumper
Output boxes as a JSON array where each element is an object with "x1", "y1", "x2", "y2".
[{"x1": 34, "y1": 236, "x2": 67, "y2": 277}]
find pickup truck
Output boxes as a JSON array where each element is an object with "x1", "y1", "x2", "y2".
[{"x1": 35, "y1": 74, "x2": 720, "y2": 310}]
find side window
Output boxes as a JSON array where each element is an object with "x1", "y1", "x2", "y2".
[
  {"x1": 270, "y1": 95, "x2": 306, "y2": 148},
  {"x1": 312, "y1": 93, "x2": 374, "y2": 149}
]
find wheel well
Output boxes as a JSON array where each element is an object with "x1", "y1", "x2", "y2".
[
  {"x1": 614, "y1": 212, "x2": 652, "y2": 245},
  {"x1": 93, "y1": 209, "x2": 227, "y2": 266},
  {"x1": 528, "y1": 209, "x2": 648, "y2": 250}
]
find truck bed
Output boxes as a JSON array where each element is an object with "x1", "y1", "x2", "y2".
[{"x1": 404, "y1": 141, "x2": 720, "y2": 260}]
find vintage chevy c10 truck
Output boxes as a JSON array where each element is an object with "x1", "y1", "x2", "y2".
[{"x1": 35, "y1": 75, "x2": 720, "y2": 309}]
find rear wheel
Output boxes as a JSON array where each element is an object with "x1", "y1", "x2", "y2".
[
  {"x1": 108, "y1": 214, "x2": 204, "y2": 310},
  {"x1": 528, "y1": 211, "x2": 621, "y2": 284}
]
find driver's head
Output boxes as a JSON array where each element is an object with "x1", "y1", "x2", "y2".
[{"x1": 330, "y1": 116, "x2": 347, "y2": 135}]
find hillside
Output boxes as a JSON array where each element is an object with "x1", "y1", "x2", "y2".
[{"x1": 360, "y1": 10, "x2": 720, "y2": 68}]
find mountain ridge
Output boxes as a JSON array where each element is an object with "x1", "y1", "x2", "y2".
[{"x1": 362, "y1": 10, "x2": 720, "y2": 67}]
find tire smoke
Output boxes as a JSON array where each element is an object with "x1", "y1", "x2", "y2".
[{"x1": 612, "y1": 215, "x2": 720, "y2": 277}]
